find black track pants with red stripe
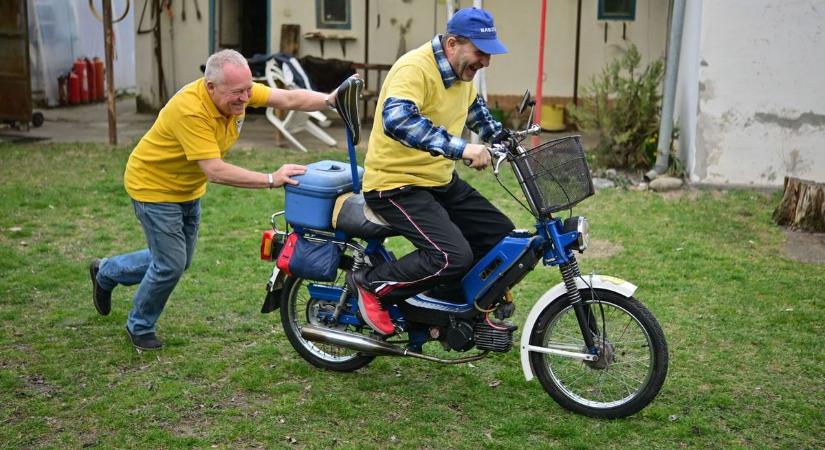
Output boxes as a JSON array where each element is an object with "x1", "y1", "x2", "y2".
[{"x1": 362, "y1": 173, "x2": 514, "y2": 303}]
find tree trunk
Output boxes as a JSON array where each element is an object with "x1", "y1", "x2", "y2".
[{"x1": 773, "y1": 176, "x2": 825, "y2": 232}]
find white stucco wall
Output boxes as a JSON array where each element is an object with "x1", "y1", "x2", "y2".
[
  {"x1": 693, "y1": 0, "x2": 825, "y2": 186},
  {"x1": 515, "y1": 0, "x2": 668, "y2": 100},
  {"x1": 269, "y1": 0, "x2": 668, "y2": 98},
  {"x1": 134, "y1": 1, "x2": 210, "y2": 110},
  {"x1": 134, "y1": 0, "x2": 669, "y2": 111}
]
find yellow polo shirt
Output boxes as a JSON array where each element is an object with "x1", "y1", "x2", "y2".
[
  {"x1": 363, "y1": 41, "x2": 477, "y2": 192},
  {"x1": 124, "y1": 78, "x2": 270, "y2": 202}
]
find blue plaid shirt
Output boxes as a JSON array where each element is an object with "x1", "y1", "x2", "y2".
[{"x1": 381, "y1": 36, "x2": 503, "y2": 160}]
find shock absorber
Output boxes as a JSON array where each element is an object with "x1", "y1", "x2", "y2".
[
  {"x1": 331, "y1": 248, "x2": 365, "y2": 321},
  {"x1": 559, "y1": 256, "x2": 597, "y2": 352}
]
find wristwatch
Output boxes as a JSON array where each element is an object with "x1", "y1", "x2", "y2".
[{"x1": 325, "y1": 95, "x2": 336, "y2": 111}]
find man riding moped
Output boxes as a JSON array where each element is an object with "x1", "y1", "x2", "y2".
[{"x1": 347, "y1": 8, "x2": 513, "y2": 335}]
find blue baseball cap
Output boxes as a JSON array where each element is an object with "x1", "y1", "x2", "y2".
[{"x1": 447, "y1": 8, "x2": 508, "y2": 55}]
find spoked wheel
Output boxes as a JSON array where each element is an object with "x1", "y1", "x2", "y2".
[
  {"x1": 529, "y1": 289, "x2": 668, "y2": 418},
  {"x1": 280, "y1": 270, "x2": 375, "y2": 372}
]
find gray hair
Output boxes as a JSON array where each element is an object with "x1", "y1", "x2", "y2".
[{"x1": 204, "y1": 49, "x2": 249, "y2": 84}]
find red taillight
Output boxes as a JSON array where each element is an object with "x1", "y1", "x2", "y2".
[{"x1": 260, "y1": 230, "x2": 276, "y2": 260}]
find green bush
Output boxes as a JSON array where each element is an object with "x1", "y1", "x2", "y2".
[{"x1": 567, "y1": 45, "x2": 665, "y2": 169}]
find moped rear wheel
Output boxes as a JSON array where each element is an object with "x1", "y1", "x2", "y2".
[
  {"x1": 529, "y1": 289, "x2": 668, "y2": 418},
  {"x1": 281, "y1": 273, "x2": 374, "y2": 372}
]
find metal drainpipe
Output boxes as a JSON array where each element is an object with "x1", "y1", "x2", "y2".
[{"x1": 646, "y1": 0, "x2": 686, "y2": 181}]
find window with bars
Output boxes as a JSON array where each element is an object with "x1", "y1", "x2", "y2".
[
  {"x1": 598, "y1": 0, "x2": 636, "y2": 21},
  {"x1": 316, "y1": 0, "x2": 351, "y2": 29}
]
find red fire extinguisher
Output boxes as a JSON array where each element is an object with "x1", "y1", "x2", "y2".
[
  {"x1": 73, "y1": 59, "x2": 89, "y2": 103},
  {"x1": 68, "y1": 71, "x2": 80, "y2": 105},
  {"x1": 85, "y1": 58, "x2": 97, "y2": 102},
  {"x1": 93, "y1": 57, "x2": 105, "y2": 101}
]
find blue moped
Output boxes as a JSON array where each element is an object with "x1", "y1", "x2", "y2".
[{"x1": 258, "y1": 80, "x2": 668, "y2": 418}]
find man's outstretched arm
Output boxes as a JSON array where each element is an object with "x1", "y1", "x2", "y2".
[{"x1": 197, "y1": 159, "x2": 306, "y2": 188}]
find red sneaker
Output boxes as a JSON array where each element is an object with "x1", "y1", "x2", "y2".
[{"x1": 347, "y1": 271, "x2": 394, "y2": 335}]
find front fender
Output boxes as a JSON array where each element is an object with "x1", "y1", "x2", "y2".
[{"x1": 519, "y1": 274, "x2": 637, "y2": 381}]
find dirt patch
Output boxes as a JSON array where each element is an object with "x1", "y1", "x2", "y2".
[
  {"x1": 659, "y1": 187, "x2": 702, "y2": 202},
  {"x1": 23, "y1": 373, "x2": 61, "y2": 398},
  {"x1": 0, "y1": 133, "x2": 50, "y2": 144},
  {"x1": 781, "y1": 229, "x2": 825, "y2": 264},
  {"x1": 170, "y1": 412, "x2": 214, "y2": 439},
  {"x1": 579, "y1": 238, "x2": 623, "y2": 260}
]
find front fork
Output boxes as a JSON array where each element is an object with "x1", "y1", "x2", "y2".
[{"x1": 559, "y1": 256, "x2": 599, "y2": 354}]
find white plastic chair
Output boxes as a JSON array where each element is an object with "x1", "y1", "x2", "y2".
[{"x1": 262, "y1": 59, "x2": 336, "y2": 152}]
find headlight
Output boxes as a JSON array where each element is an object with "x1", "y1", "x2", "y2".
[{"x1": 562, "y1": 216, "x2": 589, "y2": 252}]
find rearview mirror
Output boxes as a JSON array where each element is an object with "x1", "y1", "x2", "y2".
[{"x1": 517, "y1": 90, "x2": 534, "y2": 114}]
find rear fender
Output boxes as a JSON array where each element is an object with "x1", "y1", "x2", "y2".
[
  {"x1": 261, "y1": 266, "x2": 286, "y2": 313},
  {"x1": 519, "y1": 274, "x2": 637, "y2": 381}
]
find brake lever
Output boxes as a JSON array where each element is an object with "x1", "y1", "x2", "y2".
[
  {"x1": 463, "y1": 142, "x2": 510, "y2": 172},
  {"x1": 490, "y1": 145, "x2": 508, "y2": 175}
]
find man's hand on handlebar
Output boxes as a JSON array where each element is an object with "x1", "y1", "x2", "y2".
[
  {"x1": 460, "y1": 124, "x2": 541, "y2": 171},
  {"x1": 462, "y1": 143, "x2": 491, "y2": 170}
]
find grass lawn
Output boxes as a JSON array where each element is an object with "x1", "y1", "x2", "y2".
[{"x1": 1, "y1": 142, "x2": 822, "y2": 449}]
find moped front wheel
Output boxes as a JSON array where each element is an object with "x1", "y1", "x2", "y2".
[
  {"x1": 281, "y1": 273, "x2": 374, "y2": 372},
  {"x1": 529, "y1": 289, "x2": 668, "y2": 418}
]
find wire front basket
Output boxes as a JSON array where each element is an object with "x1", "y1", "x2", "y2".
[{"x1": 512, "y1": 135, "x2": 594, "y2": 216}]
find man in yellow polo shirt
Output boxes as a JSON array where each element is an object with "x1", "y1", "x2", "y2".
[
  {"x1": 89, "y1": 49, "x2": 341, "y2": 350},
  {"x1": 346, "y1": 8, "x2": 514, "y2": 335}
]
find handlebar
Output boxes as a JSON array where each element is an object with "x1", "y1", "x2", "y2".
[
  {"x1": 511, "y1": 123, "x2": 543, "y2": 141},
  {"x1": 489, "y1": 123, "x2": 541, "y2": 174},
  {"x1": 463, "y1": 123, "x2": 542, "y2": 171}
]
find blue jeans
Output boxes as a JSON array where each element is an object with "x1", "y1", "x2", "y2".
[{"x1": 96, "y1": 199, "x2": 200, "y2": 335}]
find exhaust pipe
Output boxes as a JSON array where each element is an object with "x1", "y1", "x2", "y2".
[
  {"x1": 300, "y1": 325, "x2": 489, "y2": 364},
  {"x1": 301, "y1": 325, "x2": 408, "y2": 357}
]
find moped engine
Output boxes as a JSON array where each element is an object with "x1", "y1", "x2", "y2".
[
  {"x1": 442, "y1": 317, "x2": 518, "y2": 353},
  {"x1": 475, "y1": 320, "x2": 517, "y2": 353},
  {"x1": 444, "y1": 319, "x2": 475, "y2": 352}
]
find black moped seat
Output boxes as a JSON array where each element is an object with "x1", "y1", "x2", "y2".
[{"x1": 332, "y1": 193, "x2": 398, "y2": 239}]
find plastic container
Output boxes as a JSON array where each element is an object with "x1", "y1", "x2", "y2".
[
  {"x1": 285, "y1": 160, "x2": 364, "y2": 230},
  {"x1": 540, "y1": 104, "x2": 565, "y2": 131}
]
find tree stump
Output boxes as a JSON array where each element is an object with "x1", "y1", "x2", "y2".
[{"x1": 772, "y1": 176, "x2": 825, "y2": 232}]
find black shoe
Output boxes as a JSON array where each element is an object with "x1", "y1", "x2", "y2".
[
  {"x1": 125, "y1": 327, "x2": 163, "y2": 350},
  {"x1": 89, "y1": 259, "x2": 112, "y2": 316},
  {"x1": 346, "y1": 269, "x2": 373, "y2": 294}
]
